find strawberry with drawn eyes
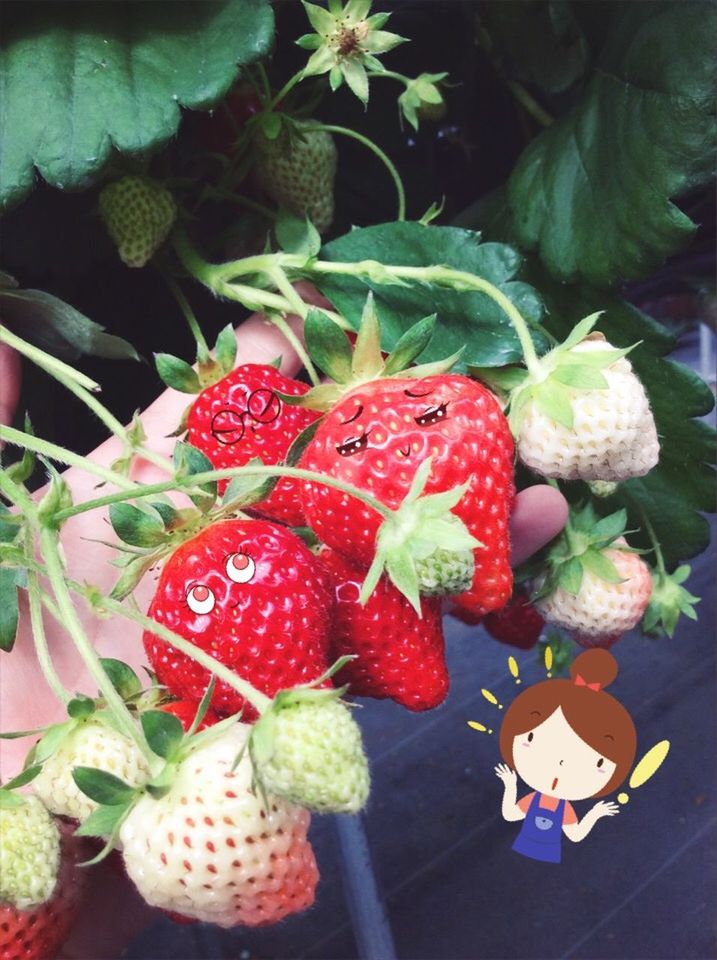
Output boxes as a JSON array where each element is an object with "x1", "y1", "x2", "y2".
[
  {"x1": 302, "y1": 372, "x2": 515, "y2": 616},
  {"x1": 143, "y1": 519, "x2": 333, "y2": 721},
  {"x1": 187, "y1": 364, "x2": 321, "y2": 526}
]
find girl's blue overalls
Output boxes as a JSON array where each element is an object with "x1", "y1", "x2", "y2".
[{"x1": 512, "y1": 793, "x2": 565, "y2": 864}]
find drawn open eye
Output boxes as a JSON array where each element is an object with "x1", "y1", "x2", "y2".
[
  {"x1": 415, "y1": 402, "x2": 448, "y2": 427},
  {"x1": 597, "y1": 757, "x2": 604, "y2": 768},
  {"x1": 336, "y1": 433, "x2": 369, "y2": 457},
  {"x1": 527, "y1": 732, "x2": 534, "y2": 743},
  {"x1": 226, "y1": 553, "x2": 255, "y2": 584},
  {"x1": 186, "y1": 584, "x2": 215, "y2": 615}
]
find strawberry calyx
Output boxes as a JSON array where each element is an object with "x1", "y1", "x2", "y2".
[
  {"x1": 360, "y1": 457, "x2": 481, "y2": 615},
  {"x1": 155, "y1": 322, "x2": 238, "y2": 395},
  {"x1": 282, "y1": 292, "x2": 463, "y2": 412},
  {"x1": 532, "y1": 501, "x2": 638, "y2": 602},
  {"x1": 641, "y1": 564, "x2": 700, "y2": 638},
  {"x1": 504, "y1": 312, "x2": 636, "y2": 434}
]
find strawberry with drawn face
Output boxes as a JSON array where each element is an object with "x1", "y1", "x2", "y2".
[
  {"x1": 302, "y1": 373, "x2": 515, "y2": 615},
  {"x1": 143, "y1": 519, "x2": 333, "y2": 721}
]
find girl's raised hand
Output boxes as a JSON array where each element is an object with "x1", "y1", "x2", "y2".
[
  {"x1": 592, "y1": 800, "x2": 620, "y2": 819},
  {"x1": 495, "y1": 763, "x2": 517, "y2": 786}
]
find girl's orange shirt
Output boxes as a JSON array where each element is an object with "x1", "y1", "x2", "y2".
[{"x1": 517, "y1": 793, "x2": 578, "y2": 824}]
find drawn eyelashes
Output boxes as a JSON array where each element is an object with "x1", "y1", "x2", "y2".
[
  {"x1": 335, "y1": 402, "x2": 450, "y2": 455},
  {"x1": 337, "y1": 433, "x2": 370, "y2": 457},
  {"x1": 210, "y1": 389, "x2": 282, "y2": 445},
  {"x1": 414, "y1": 402, "x2": 448, "y2": 426}
]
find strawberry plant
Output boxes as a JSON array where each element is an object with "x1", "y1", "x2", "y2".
[{"x1": 0, "y1": 0, "x2": 714, "y2": 953}]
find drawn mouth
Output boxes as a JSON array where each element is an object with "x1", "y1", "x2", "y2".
[
  {"x1": 552, "y1": 777, "x2": 558, "y2": 791},
  {"x1": 398, "y1": 445, "x2": 411, "y2": 458}
]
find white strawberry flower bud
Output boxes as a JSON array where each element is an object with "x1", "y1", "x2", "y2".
[{"x1": 0, "y1": 796, "x2": 60, "y2": 909}]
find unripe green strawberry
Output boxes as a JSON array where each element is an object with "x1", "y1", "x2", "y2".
[
  {"x1": 33, "y1": 720, "x2": 151, "y2": 822},
  {"x1": 0, "y1": 796, "x2": 60, "y2": 909},
  {"x1": 99, "y1": 175, "x2": 176, "y2": 268},
  {"x1": 250, "y1": 690, "x2": 369, "y2": 814},
  {"x1": 414, "y1": 516, "x2": 475, "y2": 596},
  {"x1": 257, "y1": 122, "x2": 337, "y2": 233}
]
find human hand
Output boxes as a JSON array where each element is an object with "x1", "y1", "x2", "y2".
[
  {"x1": 494, "y1": 762, "x2": 517, "y2": 787},
  {"x1": 591, "y1": 799, "x2": 620, "y2": 820}
]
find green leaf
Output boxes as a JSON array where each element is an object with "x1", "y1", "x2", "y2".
[
  {"x1": 109, "y1": 502, "x2": 166, "y2": 548},
  {"x1": 481, "y1": 0, "x2": 588, "y2": 94},
  {"x1": 99, "y1": 659, "x2": 141, "y2": 700},
  {"x1": 154, "y1": 354, "x2": 201, "y2": 394},
  {"x1": 581, "y1": 548, "x2": 624, "y2": 584},
  {"x1": 350, "y1": 293, "x2": 385, "y2": 381},
  {"x1": 0, "y1": 0, "x2": 275, "y2": 210},
  {"x1": 141, "y1": 711, "x2": 183, "y2": 760},
  {"x1": 185, "y1": 678, "x2": 217, "y2": 738},
  {"x1": 591, "y1": 509, "x2": 627, "y2": 545},
  {"x1": 507, "y1": 2, "x2": 717, "y2": 285},
  {"x1": 67, "y1": 696, "x2": 96, "y2": 721},
  {"x1": 0, "y1": 288, "x2": 139, "y2": 360},
  {"x1": 533, "y1": 381, "x2": 574, "y2": 429},
  {"x1": 173, "y1": 442, "x2": 217, "y2": 508},
  {"x1": 275, "y1": 211, "x2": 321, "y2": 259},
  {"x1": 75, "y1": 801, "x2": 130, "y2": 838},
  {"x1": 382, "y1": 314, "x2": 437, "y2": 375},
  {"x1": 318, "y1": 223, "x2": 547, "y2": 368},
  {"x1": 558, "y1": 557, "x2": 583, "y2": 595},
  {"x1": 0, "y1": 790, "x2": 23, "y2": 808},
  {"x1": 72, "y1": 767, "x2": 137, "y2": 806},
  {"x1": 214, "y1": 325, "x2": 238, "y2": 376},
  {"x1": 32, "y1": 720, "x2": 76, "y2": 765},
  {"x1": 0, "y1": 567, "x2": 20, "y2": 652},
  {"x1": 551, "y1": 365, "x2": 609, "y2": 390},
  {"x1": 2, "y1": 765, "x2": 42, "y2": 791},
  {"x1": 305, "y1": 309, "x2": 353, "y2": 383}
]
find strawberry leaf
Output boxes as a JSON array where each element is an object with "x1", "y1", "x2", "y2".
[
  {"x1": 305, "y1": 309, "x2": 353, "y2": 383},
  {"x1": 99, "y1": 659, "x2": 142, "y2": 700},
  {"x1": 109, "y1": 502, "x2": 166, "y2": 548},
  {"x1": 173, "y1": 441, "x2": 217, "y2": 508},
  {"x1": 382, "y1": 314, "x2": 437, "y2": 376},
  {"x1": 275, "y1": 211, "x2": 321, "y2": 259},
  {"x1": 141, "y1": 711, "x2": 183, "y2": 760},
  {"x1": 557, "y1": 557, "x2": 583, "y2": 595},
  {"x1": 31, "y1": 720, "x2": 77, "y2": 765},
  {"x1": 2, "y1": 765, "x2": 42, "y2": 791},
  {"x1": 75, "y1": 801, "x2": 131, "y2": 839},
  {"x1": 67, "y1": 696, "x2": 96, "y2": 721},
  {"x1": 551, "y1": 365, "x2": 609, "y2": 390},
  {"x1": 581, "y1": 548, "x2": 624, "y2": 584},
  {"x1": 0, "y1": 567, "x2": 20, "y2": 652},
  {"x1": 72, "y1": 767, "x2": 137, "y2": 806},
  {"x1": 155, "y1": 353, "x2": 201, "y2": 394},
  {"x1": 213, "y1": 325, "x2": 238, "y2": 376}
]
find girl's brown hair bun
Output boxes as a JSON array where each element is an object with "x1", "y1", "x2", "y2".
[{"x1": 569, "y1": 649, "x2": 618, "y2": 690}]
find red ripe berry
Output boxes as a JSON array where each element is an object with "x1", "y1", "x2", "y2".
[
  {"x1": 320, "y1": 547, "x2": 449, "y2": 711},
  {"x1": 187, "y1": 364, "x2": 321, "y2": 526},
  {"x1": 482, "y1": 591, "x2": 545, "y2": 649},
  {"x1": 188, "y1": 82, "x2": 263, "y2": 155},
  {"x1": 302, "y1": 374, "x2": 515, "y2": 615},
  {"x1": 159, "y1": 700, "x2": 220, "y2": 732},
  {"x1": 0, "y1": 831, "x2": 89, "y2": 960},
  {"x1": 143, "y1": 519, "x2": 332, "y2": 722}
]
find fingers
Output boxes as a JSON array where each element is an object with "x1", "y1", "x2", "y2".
[
  {"x1": 0, "y1": 342, "x2": 21, "y2": 436},
  {"x1": 510, "y1": 485, "x2": 569, "y2": 566}
]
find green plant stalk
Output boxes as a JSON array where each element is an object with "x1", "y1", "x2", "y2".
[
  {"x1": 93, "y1": 593, "x2": 271, "y2": 716},
  {"x1": 26, "y1": 554, "x2": 71, "y2": 707},
  {"x1": 0, "y1": 325, "x2": 100, "y2": 393},
  {"x1": 52, "y1": 463, "x2": 394, "y2": 525},
  {"x1": 267, "y1": 68, "x2": 305, "y2": 112},
  {"x1": 37, "y1": 527, "x2": 155, "y2": 765},
  {"x1": 304, "y1": 123, "x2": 406, "y2": 222},
  {"x1": 161, "y1": 272, "x2": 210, "y2": 361},
  {"x1": 265, "y1": 267, "x2": 321, "y2": 385},
  {"x1": 622, "y1": 488, "x2": 666, "y2": 575},
  {"x1": 0, "y1": 426, "x2": 138, "y2": 489}
]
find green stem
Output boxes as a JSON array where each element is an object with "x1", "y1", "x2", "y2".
[
  {"x1": 367, "y1": 68, "x2": 411, "y2": 85},
  {"x1": 161, "y1": 272, "x2": 210, "y2": 360},
  {"x1": 622, "y1": 488, "x2": 666, "y2": 575},
  {"x1": 0, "y1": 326, "x2": 100, "y2": 393},
  {"x1": 37, "y1": 527, "x2": 155, "y2": 764},
  {"x1": 265, "y1": 269, "x2": 321, "y2": 385},
  {"x1": 304, "y1": 123, "x2": 406, "y2": 221},
  {"x1": 94, "y1": 594, "x2": 271, "y2": 715},
  {"x1": 267, "y1": 69, "x2": 304, "y2": 112},
  {"x1": 506, "y1": 79, "x2": 553, "y2": 129},
  {"x1": 0, "y1": 426, "x2": 137, "y2": 490},
  {"x1": 52, "y1": 464, "x2": 394, "y2": 525},
  {"x1": 255, "y1": 62, "x2": 272, "y2": 102},
  {"x1": 26, "y1": 547, "x2": 71, "y2": 706}
]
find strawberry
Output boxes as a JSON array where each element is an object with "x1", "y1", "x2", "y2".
[
  {"x1": 186, "y1": 363, "x2": 321, "y2": 524},
  {"x1": 99, "y1": 175, "x2": 176, "y2": 268},
  {"x1": 256, "y1": 122, "x2": 337, "y2": 234},
  {"x1": 0, "y1": 796, "x2": 59, "y2": 910},
  {"x1": 512, "y1": 328, "x2": 659, "y2": 483},
  {"x1": 0, "y1": 829, "x2": 89, "y2": 960},
  {"x1": 189, "y1": 82, "x2": 262, "y2": 155},
  {"x1": 143, "y1": 519, "x2": 333, "y2": 721},
  {"x1": 302, "y1": 373, "x2": 515, "y2": 615},
  {"x1": 250, "y1": 689, "x2": 370, "y2": 813},
  {"x1": 320, "y1": 547, "x2": 449, "y2": 711},
  {"x1": 120, "y1": 724, "x2": 318, "y2": 927},
  {"x1": 33, "y1": 720, "x2": 150, "y2": 823},
  {"x1": 483, "y1": 591, "x2": 544, "y2": 649},
  {"x1": 160, "y1": 700, "x2": 220, "y2": 732},
  {"x1": 535, "y1": 537, "x2": 653, "y2": 647}
]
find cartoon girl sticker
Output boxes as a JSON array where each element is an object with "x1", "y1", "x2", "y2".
[{"x1": 496, "y1": 649, "x2": 636, "y2": 864}]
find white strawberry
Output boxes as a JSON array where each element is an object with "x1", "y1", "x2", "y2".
[
  {"x1": 0, "y1": 796, "x2": 60, "y2": 909},
  {"x1": 257, "y1": 122, "x2": 337, "y2": 234},
  {"x1": 250, "y1": 690, "x2": 369, "y2": 814},
  {"x1": 33, "y1": 720, "x2": 150, "y2": 822},
  {"x1": 535, "y1": 538, "x2": 653, "y2": 647},
  {"x1": 119, "y1": 724, "x2": 318, "y2": 928}
]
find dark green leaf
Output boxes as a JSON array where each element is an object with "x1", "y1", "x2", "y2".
[
  {"x1": 507, "y1": 2, "x2": 717, "y2": 284},
  {"x1": 67, "y1": 696, "x2": 96, "y2": 721},
  {"x1": 173, "y1": 442, "x2": 217, "y2": 508},
  {"x1": 304, "y1": 309, "x2": 354, "y2": 383},
  {"x1": 155, "y1": 354, "x2": 201, "y2": 394},
  {"x1": 286, "y1": 418, "x2": 322, "y2": 468},
  {"x1": 275, "y1": 211, "x2": 321, "y2": 258},
  {"x1": 383, "y1": 314, "x2": 437, "y2": 375},
  {"x1": 221, "y1": 460, "x2": 276, "y2": 510},
  {"x1": 75, "y1": 801, "x2": 130, "y2": 838},
  {"x1": 0, "y1": 288, "x2": 138, "y2": 360},
  {"x1": 318, "y1": 223, "x2": 547, "y2": 368},
  {"x1": 0, "y1": 0, "x2": 275, "y2": 209},
  {"x1": 141, "y1": 711, "x2": 183, "y2": 760},
  {"x1": 99, "y1": 659, "x2": 141, "y2": 700},
  {"x1": 0, "y1": 567, "x2": 20, "y2": 652},
  {"x1": 72, "y1": 767, "x2": 137, "y2": 806},
  {"x1": 2, "y1": 765, "x2": 42, "y2": 791},
  {"x1": 186, "y1": 678, "x2": 217, "y2": 737},
  {"x1": 147, "y1": 500, "x2": 180, "y2": 529},
  {"x1": 591, "y1": 509, "x2": 627, "y2": 545},
  {"x1": 109, "y1": 502, "x2": 166, "y2": 548}
]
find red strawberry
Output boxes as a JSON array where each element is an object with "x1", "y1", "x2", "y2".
[
  {"x1": 187, "y1": 364, "x2": 321, "y2": 526},
  {"x1": 188, "y1": 82, "x2": 263, "y2": 155},
  {"x1": 483, "y1": 591, "x2": 544, "y2": 649},
  {"x1": 143, "y1": 519, "x2": 332, "y2": 721},
  {"x1": 159, "y1": 700, "x2": 220, "y2": 732},
  {"x1": 447, "y1": 606, "x2": 483, "y2": 627},
  {"x1": 302, "y1": 374, "x2": 515, "y2": 615},
  {"x1": 0, "y1": 831, "x2": 89, "y2": 960},
  {"x1": 320, "y1": 547, "x2": 449, "y2": 711}
]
